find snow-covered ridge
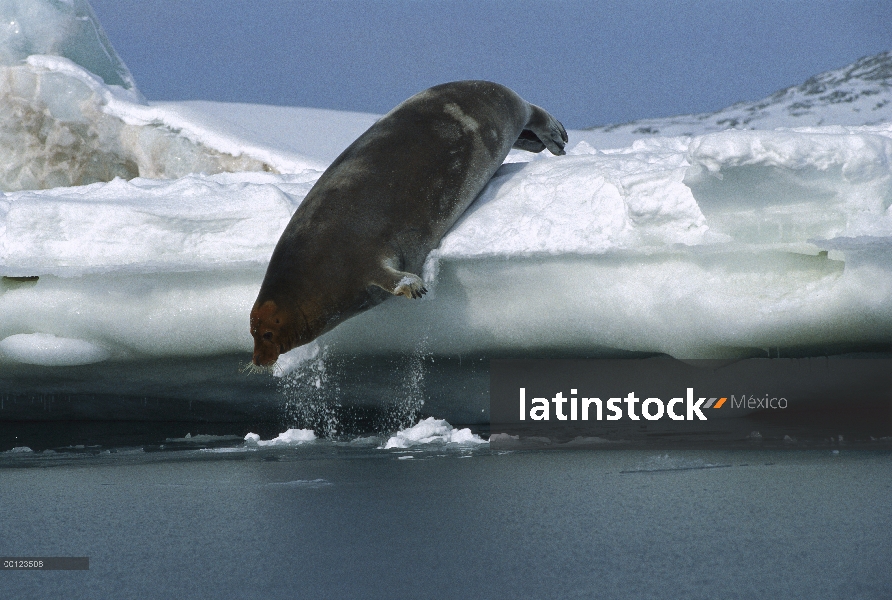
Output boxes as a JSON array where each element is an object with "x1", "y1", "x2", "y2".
[
  {"x1": 585, "y1": 51, "x2": 892, "y2": 147},
  {"x1": 0, "y1": 0, "x2": 325, "y2": 192},
  {"x1": 2, "y1": 122, "x2": 891, "y2": 363},
  {"x1": 6, "y1": 126, "x2": 890, "y2": 274},
  {"x1": 0, "y1": 0, "x2": 139, "y2": 92},
  {"x1": 0, "y1": 171, "x2": 319, "y2": 276},
  {"x1": 0, "y1": 56, "x2": 323, "y2": 191}
]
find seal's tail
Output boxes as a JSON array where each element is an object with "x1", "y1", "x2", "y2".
[{"x1": 513, "y1": 105, "x2": 568, "y2": 155}]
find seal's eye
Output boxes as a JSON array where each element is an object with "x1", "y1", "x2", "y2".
[{"x1": 263, "y1": 332, "x2": 273, "y2": 341}]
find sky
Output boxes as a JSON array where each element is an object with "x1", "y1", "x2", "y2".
[{"x1": 89, "y1": 1, "x2": 892, "y2": 130}]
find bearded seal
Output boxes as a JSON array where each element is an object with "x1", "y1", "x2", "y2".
[{"x1": 250, "y1": 80, "x2": 567, "y2": 366}]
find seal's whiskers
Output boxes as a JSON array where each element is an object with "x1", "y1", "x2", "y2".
[{"x1": 240, "y1": 361, "x2": 274, "y2": 375}]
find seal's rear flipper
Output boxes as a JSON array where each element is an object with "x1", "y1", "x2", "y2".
[
  {"x1": 370, "y1": 260, "x2": 428, "y2": 299},
  {"x1": 514, "y1": 105, "x2": 568, "y2": 156},
  {"x1": 513, "y1": 130, "x2": 547, "y2": 153}
]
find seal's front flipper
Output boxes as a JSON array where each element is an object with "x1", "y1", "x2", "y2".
[
  {"x1": 516, "y1": 105, "x2": 568, "y2": 156},
  {"x1": 393, "y1": 274, "x2": 427, "y2": 299},
  {"x1": 370, "y1": 260, "x2": 428, "y2": 299}
]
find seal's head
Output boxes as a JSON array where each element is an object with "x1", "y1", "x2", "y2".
[
  {"x1": 250, "y1": 272, "x2": 368, "y2": 367},
  {"x1": 250, "y1": 300, "x2": 302, "y2": 366}
]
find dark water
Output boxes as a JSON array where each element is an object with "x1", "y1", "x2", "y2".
[
  {"x1": 2, "y1": 443, "x2": 891, "y2": 599},
  {"x1": 1, "y1": 401, "x2": 890, "y2": 457},
  {"x1": 3, "y1": 352, "x2": 891, "y2": 598}
]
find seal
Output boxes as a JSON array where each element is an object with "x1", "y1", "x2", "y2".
[{"x1": 250, "y1": 80, "x2": 567, "y2": 366}]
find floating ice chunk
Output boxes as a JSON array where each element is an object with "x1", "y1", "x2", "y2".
[
  {"x1": 0, "y1": 332, "x2": 108, "y2": 366},
  {"x1": 244, "y1": 429, "x2": 317, "y2": 446},
  {"x1": 383, "y1": 417, "x2": 487, "y2": 449}
]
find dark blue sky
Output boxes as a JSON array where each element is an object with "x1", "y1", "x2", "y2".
[{"x1": 90, "y1": 1, "x2": 891, "y2": 129}]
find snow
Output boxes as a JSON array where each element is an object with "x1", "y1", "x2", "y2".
[
  {"x1": 0, "y1": 4, "x2": 891, "y2": 370},
  {"x1": 580, "y1": 51, "x2": 892, "y2": 149},
  {"x1": 150, "y1": 100, "x2": 380, "y2": 165},
  {"x1": 0, "y1": 54, "x2": 321, "y2": 190},
  {"x1": 1, "y1": 171, "x2": 317, "y2": 275},
  {"x1": 2, "y1": 106, "x2": 892, "y2": 363}
]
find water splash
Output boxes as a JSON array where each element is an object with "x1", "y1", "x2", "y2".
[
  {"x1": 276, "y1": 338, "x2": 432, "y2": 438},
  {"x1": 374, "y1": 343, "x2": 428, "y2": 434},
  {"x1": 278, "y1": 344, "x2": 342, "y2": 438}
]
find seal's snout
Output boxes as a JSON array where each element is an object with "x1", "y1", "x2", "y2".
[
  {"x1": 251, "y1": 341, "x2": 279, "y2": 367},
  {"x1": 252, "y1": 352, "x2": 274, "y2": 367},
  {"x1": 250, "y1": 299, "x2": 288, "y2": 367}
]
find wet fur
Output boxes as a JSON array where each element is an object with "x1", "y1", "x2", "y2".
[{"x1": 251, "y1": 81, "x2": 567, "y2": 366}]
